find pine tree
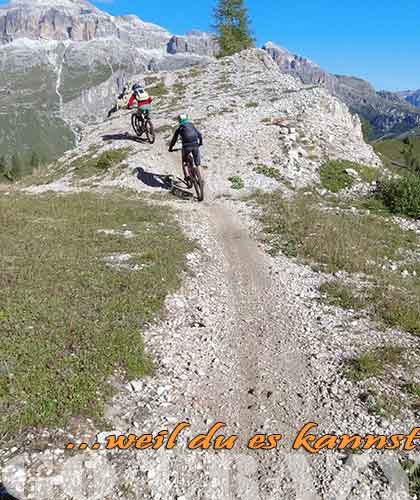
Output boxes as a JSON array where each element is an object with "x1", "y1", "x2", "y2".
[
  {"x1": 0, "y1": 156, "x2": 7, "y2": 182},
  {"x1": 213, "y1": 0, "x2": 255, "y2": 57},
  {"x1": 30, "y1": 151, "x2": 40, "y2": 169},
  {"x1": 10, "y1": 153, "x2": 22, "y2": 180},
  {"x1": 402, "y1": 138, "x2": 420, "y2": 175}
]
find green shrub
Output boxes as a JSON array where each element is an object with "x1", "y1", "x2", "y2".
[
  {"x1": 346, "y1": 347, "x2": 405, "y2": 381},
  {"x1": 228, "y1": 176, "x2": 244, "y2": 190},
  {"x1": 254, "y1": 165, "x2": 282, "y2": 181},
  {"x1": 189, "y1": 67, "x2": 205, "y2": 78},
  {"x1": 403, "y1": 461, "x2": 420, "y2": 498},
  {"x1": 96, "y1": 149, "x2": 130, "y2": 170},
  {"x1": 378, "y1": 174, "x2": 420, "y2": 219},
  {"x1": 72, "y1": 148, "x2": 130, "y2": 178}
]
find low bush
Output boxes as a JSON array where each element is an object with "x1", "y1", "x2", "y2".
[
  {"x1": 377, "y1": 174, "x2": 420, "y2": 219},
  {"x1": 228, "y1": 176, "x2": 244, "y2": 190}
]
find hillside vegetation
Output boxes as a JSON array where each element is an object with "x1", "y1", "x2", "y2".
[{"x1": 0, "y1": 191, "x2": 194, "y2": 433}]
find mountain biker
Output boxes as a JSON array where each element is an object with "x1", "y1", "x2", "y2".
[
  {"x1": 168, "y1": 114, "x2": 203, "y2": 169},
  {"x1": 107, "y1": 79, "x2": 133, "y2": 117},
  {"x1": 127, "y1": 84, "x2": 153, "y2": 121}
]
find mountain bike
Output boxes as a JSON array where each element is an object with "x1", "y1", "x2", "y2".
[
  {"x1": 183, "y1": 151, "x2": 204, "y2": 202},
  {"x1": 131, "y1": 109, "x2": 155, "y2": 144}
]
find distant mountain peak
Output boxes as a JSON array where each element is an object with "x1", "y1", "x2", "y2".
[{"x1": 7, "y1": 0, "x2": 96, "y2": 7}]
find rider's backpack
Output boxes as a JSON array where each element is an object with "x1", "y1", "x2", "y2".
[{"x1": 180, "y1": 124, "x2": 200, "y2": 146}]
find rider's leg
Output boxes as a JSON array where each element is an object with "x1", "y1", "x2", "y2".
[
  {"x1": 181, "y1": 148, "x2": 188, "y2": 164},
  {"x1": 108, "y1": 105, "x2": 117, "y2": 117},
  {"x1": 182, "y1": 148, "x2": 192, "y2": 185},
  {"x1": 192, "y1": 147, "x2": 201, "y2": 167}
]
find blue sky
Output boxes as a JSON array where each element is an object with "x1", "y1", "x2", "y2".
[
  {"x1": 91, "y1": 0, "x2": 420, "y2": 91},
  {"x1": 2, "y1": 0, "x2": 419, "y2": 90}
]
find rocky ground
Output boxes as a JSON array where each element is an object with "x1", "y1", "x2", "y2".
[{"x1": 1, "y1": 49, "x2": 418, "y2": 500}]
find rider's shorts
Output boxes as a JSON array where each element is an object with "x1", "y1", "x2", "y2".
[{"x1": 182, "y1": 146, "x2": 201, "y2": 167}]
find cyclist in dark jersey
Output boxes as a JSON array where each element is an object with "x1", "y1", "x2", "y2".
[{"x1": 168, "y1": 114, "x2": 203, "y2": 167}]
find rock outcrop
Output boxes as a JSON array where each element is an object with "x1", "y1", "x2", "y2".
[{"x1": 263, "y1": 41, "x2": 420, "y2": 139}]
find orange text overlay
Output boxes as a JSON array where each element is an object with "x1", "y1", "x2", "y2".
[{"x1": 65, "y1": 422, "x2": 420, "y2": 454}]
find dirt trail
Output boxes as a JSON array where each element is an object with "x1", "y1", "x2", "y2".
[
  {"x1": 199, "y1": 202, "x2": 323, "y2": 497},
  {"x1": 118, "y1": 140, "x2": 328, "y2": 497},
  {"x1": 116, "y1": 157, "x2": 328, "y2": 497}
]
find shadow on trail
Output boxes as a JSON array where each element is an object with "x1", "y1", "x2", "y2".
[
  {"x1": 102, "y1": 133, "x2": 147, "y2": 143},
  {"x1": 0, "y1": 483, "x2": 19, "y2": 500},
  {"x1": 133, "y1": 167, "x2": 194, "y2": 200},
  {"x1": 133, "y1": 167, "x2": 172, "y2": 190}
]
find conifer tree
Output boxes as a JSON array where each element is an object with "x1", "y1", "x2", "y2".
[
  {"x1": 30, "y1": 151, "x2": 40, "y2": 169},
  {"x1": 214, "y1": 0, "x2": 255, "y2": 57},
  {"x1": 10, "y1": 152, "x2": 22, "y2": 180}
]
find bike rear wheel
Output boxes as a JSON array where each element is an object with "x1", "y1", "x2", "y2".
[{"x1": 188, "y1": 156, "x2": 204, "y2": 202}]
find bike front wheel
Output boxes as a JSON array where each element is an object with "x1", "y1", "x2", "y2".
[
  {"x1": 145, "y1": 119, "x2": 155, "y2": 144},
  {"x1": 131, "y1": 114, "x2": 143, "y2": 137}
]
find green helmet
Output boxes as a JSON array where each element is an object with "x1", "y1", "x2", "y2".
[{"x1": 178, "y1": 113, "x2": 190, "y2": 125}]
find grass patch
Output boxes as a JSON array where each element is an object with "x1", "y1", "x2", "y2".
[
  {"x1": 147, "y1": 80, "x2": 168, "y2": 97},
  {"x1": 320, "y1": 160, "x2": 379, "y2": 193},
  {"x1": 71, "y1": 148, "x2": 130, "y2": 179},
  {"x1": 402, "y1": 460, "x2": 420, "y2": 499},
  {"x1": 144, "y1": 75, "x2": 160, "y2": 86},
  {"x1": 188, "y1": 67, "x2": 205, "y2": 78},
  {"x1": 172, "y1": 82, "x2": 188, "y2": 95},
  {"x1": 346, "y1": 347, "x2": 405, "y2": 381},
  {"x1": 0, "y1": 192, "x2": 194, "y2": 434},
  {"x1": 370, "y1": 277, "x2": 420, "y2": 335},
  {"x1": 18, "y1": 163, "x2": 67, "y2": 187},
  {"x1": 253, "y1": 190, "x2": 420, "y2": 335},
  {"x1": 373, "y1": 136, "x2": 420, "y2": 168},
  {"x1": 245, "y1": 101, "x2": 259, "y2": 108},
  {"x1": 320, "y1": 161, "x2": 354, "y2": 192},
  {"x1": 254, "y1": 165, "x2": 282, "y2": 181},
  {"x1": 228, "y1": 176, "x2": 244, "y2": 190},
  {"x1": 320, "y1": 281, "x2": 366, "y2": 310},
  {"x1": 403, "y1": 382, "x2": 420, "y2": 397},
  {"x1": 353, "y1": 195, "x2": 390, "y2": 215},
  {"x1": 253, "y1": 191, "x2": 417, "y2": 271},
  {"x1": 155, "y1": 124, "x2": 174, "y2": 137},
  {"x1": 367, "y1": 392, "x2": 402, "y2": 418}
]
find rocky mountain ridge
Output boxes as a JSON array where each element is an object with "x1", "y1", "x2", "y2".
[
  {"x1": 0, "y1": 0, "x2": 218, "y2": 164},
  {"x1": 27, "y1": 48, "x2": 380, "y2": 195},
  {"x1": 0, "y1": 0, "x2": 217, "y2": 55},
  {"x1": 262, "y1": 41, "x2": 420, "y2": 139},
  {"x1": 397, "y1": 89, "x2": 420, "y2": 108}
]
